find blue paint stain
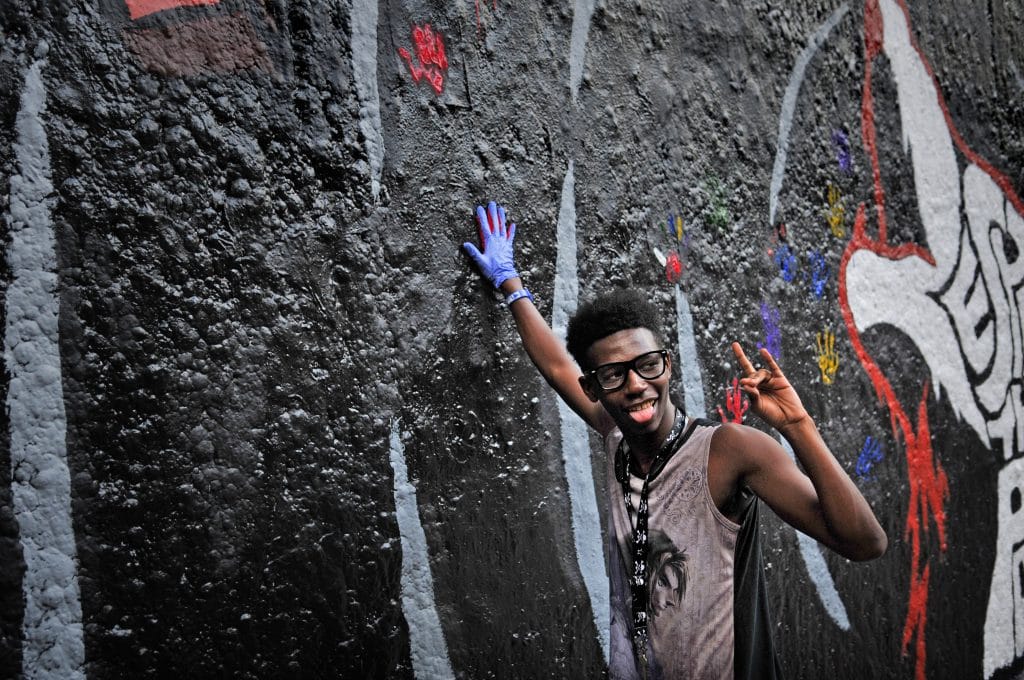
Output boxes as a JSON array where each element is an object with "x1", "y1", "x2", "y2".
[
  {"x1": 808, "y1": 250, "x2": 829, "y2": 298},
  {"x1": 856, "y1": 436, "x2": 884, "y2": 479},
  {"x1": 756, "y1": 301, "x2": 782, "y2": 359},
  {"x1": 832, "y1": 129, "x2": 852, "y2": 174},
  {"x1": 774, "y1": 244, "x2": 798, "y2": 282}
]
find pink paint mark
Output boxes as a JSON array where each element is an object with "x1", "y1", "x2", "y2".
[
  {"x1": 398, "y1": 23, "x2": 448, "y2": 95},
  {"x1": 125, "y1": 0, "x2": 219, "y2": 21},
  {"x1": 716, "y1": 377, "x2": 748, "y2": 424}
]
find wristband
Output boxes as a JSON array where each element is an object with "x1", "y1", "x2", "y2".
[{"x1": 504, "y1": 288, "x2": 534, "y2": 307}]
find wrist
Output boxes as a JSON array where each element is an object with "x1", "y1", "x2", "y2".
[
  {"x1": 504, "y1": 288, "x2": 534, "y2": 307},
  {"x1": 499, "y1": 277, "x2": 523, "y2": 295},
  {"x1": 777, "y1": 413, "x2": 816, "y2": 440}
]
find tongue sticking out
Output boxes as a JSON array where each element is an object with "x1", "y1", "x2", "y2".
[{"x1": 628, "y1": 400, "x2": 656, "y2": 425}]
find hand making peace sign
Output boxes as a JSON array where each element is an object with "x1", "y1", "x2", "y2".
[{"x1": 730, "y1": 342, "x2": 810, "y2": 433}]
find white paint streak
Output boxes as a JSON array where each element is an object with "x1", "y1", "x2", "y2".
[
  {"x1": 768, "y1": 3, "x2": 849, "y2": 226},
  {"x1": 388, "y1": 420, "x2": 455, "y2": 680},
  {"x1": 6, "y1": 52, "x2": 85, "y2": 680},
  {"x1": 846, "y1": 2, "x2": 1024, "y2": 675},
  {"x1": 568, "y1": 0, "x2": 596, "y2": 104},
  {"x1": 780, "y1": 439, "x2": 850, "y2": 631},
  {"x1": 351, "y1": 0, "x2": 385, "y2": 202},
  {"x1": 674, "y1": 286, "x2": 706, "y2": 418},
  {"x1": 551, "y1": 161, "x2": 610, "y2": 661}
]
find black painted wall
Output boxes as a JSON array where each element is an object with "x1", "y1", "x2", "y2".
[{"x1": 1, "y1": 0, "x2": 1023, "y2": 678}]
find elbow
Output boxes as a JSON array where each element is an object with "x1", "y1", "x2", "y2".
[{"x1": 844, "y1": 529, "x2": 888, "y2": 562}]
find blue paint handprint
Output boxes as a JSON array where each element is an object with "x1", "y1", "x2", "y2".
[
  {"x1": 774, "y1": 244, "x2": 798, "y2": 282},
  {"x1": 856, "y1": 436, "x2": 884, "y2": 479},
  {"x1": 807, "y1": 250, "x2": 829, "y2": 299}
]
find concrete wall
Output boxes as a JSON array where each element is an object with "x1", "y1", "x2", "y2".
[{"x1": 1, "y1": 0, "x2": 1022, "y2": 677}]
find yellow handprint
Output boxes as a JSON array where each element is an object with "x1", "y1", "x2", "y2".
[
  {"x1": 826, "y1": 183, "x2": 845, "y2": 238},
  {"x1": 817, "y1": 330, "x2": 839, "y2": 385}
]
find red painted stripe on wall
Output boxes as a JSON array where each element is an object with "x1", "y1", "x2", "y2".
[
  {"x1": 125, "y1": 0, "x2": 220, "y2": 21},
  {"x1": 123, "y1": 13, "x2": 272, "y2": 76}
]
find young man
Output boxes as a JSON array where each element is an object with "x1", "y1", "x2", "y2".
[{"x1": 463, "y1": 202, "x2": 886, "y2": 679}]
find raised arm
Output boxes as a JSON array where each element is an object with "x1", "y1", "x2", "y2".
[
  {"x1": 462, "y1": 202, "x2": 610, "y2": 434},
  {"x1": 722, "y1": 343, "x2": 887, "y2": 561}
]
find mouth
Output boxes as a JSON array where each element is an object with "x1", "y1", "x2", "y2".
[{"x1": 625, "y1": 398, "x2": 658, "y2": 425}]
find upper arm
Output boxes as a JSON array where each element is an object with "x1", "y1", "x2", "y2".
[{"x1": 713, "y1": 424, "x2": 835, "y2": 548}]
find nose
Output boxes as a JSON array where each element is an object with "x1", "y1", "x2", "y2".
[{"x1": 623, "y1": 366, "x2": 648, "y2": 393}]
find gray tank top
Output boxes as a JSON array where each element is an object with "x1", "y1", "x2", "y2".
[{"x1": 605, "y1": 418, "x2": 782, "y2": 680}]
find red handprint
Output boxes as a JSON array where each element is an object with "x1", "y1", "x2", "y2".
[
  {"x1": 716, "y1": 377, "x2": 749, "y2": 424},
  {"x1": 398, "y1": 23, "x2": 448, "y2": 95}
]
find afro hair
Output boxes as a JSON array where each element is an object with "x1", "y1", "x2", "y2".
[{"x1": 566, "y1": 288, "x2": 663, "y2": 369}]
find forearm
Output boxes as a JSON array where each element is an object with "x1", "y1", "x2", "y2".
[
  {"x1": 498, "y1": 278, "x2": 601, "y2": 429},
  {"x1": 780, "y1": 418, "x2": 887, "y2": 561},
  {"x1": 499, "y1": 278, "x2": 579, "y2": 388}
]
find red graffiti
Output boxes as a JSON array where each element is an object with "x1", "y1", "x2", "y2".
[
  {"x1": 665, "y1": 251, "x2": 683, "y2": 283},
  {"x1": 839, "y1": 0, "x2": 1024, "y2": 676},
  {"x1": 125, "y1": 0, "x2": 219, "y2": 21},
  {"x1": 475, "y1": 0, "x2": 498, "y2": 32},
  {"x1": 398, "y1": 24, "x2": 449, "y2": 95},
  {"x1": 716, "y1": 377, "x2": 748, "y2": 424}
]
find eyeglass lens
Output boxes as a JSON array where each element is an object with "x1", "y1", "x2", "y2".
[{"x1": 594, "y1": 351, "x2": 666, "y2": 390}]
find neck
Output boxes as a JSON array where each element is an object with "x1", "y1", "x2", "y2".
[{"x1": 625, "y1": 404, "x2": 678, "y2": 475}]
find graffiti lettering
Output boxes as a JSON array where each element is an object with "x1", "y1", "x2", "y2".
[
  {"x1": 842, "y1": 0, "x2": 1024, "y2": 677},
  {"x1": 816, "y1": 330, "x2": 839, "y2": 385},
  {"x1": 398, "y1": 24, "x2": 449, "y2": 95},
  {"x1": 826, "y1": 182, "x2": 846, "y2": 239},
  {"x1": 716, "y1": 377, "x2": 749, "y2": 424}
]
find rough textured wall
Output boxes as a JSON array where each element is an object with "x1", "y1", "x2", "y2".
[{"x1": 1, "y1": 0, "x2": 1023, "y2": 678}]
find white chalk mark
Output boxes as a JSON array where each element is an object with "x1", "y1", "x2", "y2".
[
  {"x1": 779, "y1": 438, "x2": 851, "y2": 630},
  {"x1": 769, "y1": 3, "x2": 849, "y2": 226},
  {"x1": 6, "y1": 50, "x2": 86, "y2": 679},
  {"x1": 388, "y1": 420, "x2": 455, "y2": 680},
  {"x1": 674, "y1": 286, "x2": 707, "y2": 418},
  {"x1": 351, "y1": 0, "x2": 385, "y2": 202},
  {"x1": 551, "y1": 161, "x2": 610, "y2": 661},
  {"x1": 569, "y1": 0, "x2": 596, "y2": 104}
]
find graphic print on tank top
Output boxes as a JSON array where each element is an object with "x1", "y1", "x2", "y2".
[{"x1": 607, "y1": 422, "x2": 740, "y2": 680}]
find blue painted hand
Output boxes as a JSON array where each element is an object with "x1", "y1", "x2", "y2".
[{"x1": 463, "y1": 201, "x2": 519, "y2": 288}]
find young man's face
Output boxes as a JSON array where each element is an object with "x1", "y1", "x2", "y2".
[{"x1": 581, "y1": 327, "x2": 674, "y2": 440}]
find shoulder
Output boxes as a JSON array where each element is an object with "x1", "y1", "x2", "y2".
[{"x1": 709, "y1": 423, "x2": 781, "y2": 475}]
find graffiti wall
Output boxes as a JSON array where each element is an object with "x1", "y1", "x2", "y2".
[{"x1": 1, "y1": 0, "x2": 1022, "y2": 677}]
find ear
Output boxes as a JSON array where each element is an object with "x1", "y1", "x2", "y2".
[{"x1": 579, "y1": 374, "x2": 601, "y2": 403}]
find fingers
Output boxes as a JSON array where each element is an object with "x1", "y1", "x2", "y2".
[
  {"x1": 475, "y1": 205, "x2": 489, "y2": 243},
  {"x1": 488, "y1": 202, "x2": 502, "y2": 237},
  {"x1": 758, "y1": 347, "x2": 784, "y2": 374},
  {"x1": 476, "y1": 201, "x2": 513, "y2": 240},
  {"x1": 508, "y1": 222, "x2": 516, "y2": 242},
  {"x1": 462, "y1": 242, "x2": 485, "y2": 267},
  {"x1": 730, "y1": 341, "x2": 756, "y2": 376}
]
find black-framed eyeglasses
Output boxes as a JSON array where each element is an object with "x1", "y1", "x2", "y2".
[{"x1": 585, "y1": 350, "x2": 669, "y2": 392}]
